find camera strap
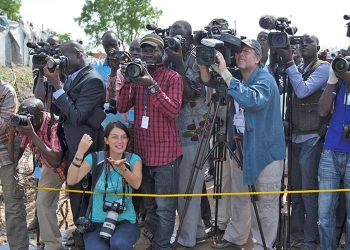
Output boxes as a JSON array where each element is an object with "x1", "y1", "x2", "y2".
[{"x1": 102, "y1": 152, "x2": 132, "y2": 206}]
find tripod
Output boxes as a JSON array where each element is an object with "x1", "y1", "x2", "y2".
[
  {"x1": 273, "y1": 64, "x2": 293, "y2": 250},
  {"x1": 173, "y1": 81, "x2": 267, "y2": 250}
]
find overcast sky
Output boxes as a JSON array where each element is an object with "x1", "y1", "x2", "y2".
[{"x1": 20, "y1": 0, "x2": 350, "y2": 51}]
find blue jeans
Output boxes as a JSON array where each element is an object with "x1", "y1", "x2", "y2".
[
  {"x1": 83, "y1": 222, "x2": 140, "y2": 250},
  {"x1": 141, "y1": 157, "x2": 181, "y2": 250},
  {"x1": 318, "y1": 149, "x2": 350, "y2": 250},
  {"x1": 290, "y1": 137, "x2": 322, "y2": 248}
]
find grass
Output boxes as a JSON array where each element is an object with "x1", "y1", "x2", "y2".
[{"x1": 0, "y1": 66, "x2": 35, "y2": 103}]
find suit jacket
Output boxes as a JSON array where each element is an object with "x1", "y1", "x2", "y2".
[{"x1": 54, "y1": 64, "x2": 105, "y2": 164}]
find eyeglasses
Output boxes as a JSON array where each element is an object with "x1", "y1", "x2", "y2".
[
  {"x1": 235, "y1": 49, "x2": 255, "y2": 55},
  {"x1": 140, "y1": 49, "x2": 161, "y2": 54}
]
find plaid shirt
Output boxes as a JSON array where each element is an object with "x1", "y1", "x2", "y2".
[
  {"x1": 20, "y1": 112, "x2": 66, "y2": 180},
  {"x1": 117, "y1": 64, "x2": 183, "y2": 166},
  {"x1": 0, "y1": 81, "x2": 18, "y2": 167}
]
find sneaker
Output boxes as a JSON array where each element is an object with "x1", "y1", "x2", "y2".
[
  {"x1": 205, "y1": 174, "x2": 214, "y2": 182},
  {"x1": 212, "y1": 239, "x2": 234, "y2": 249}
]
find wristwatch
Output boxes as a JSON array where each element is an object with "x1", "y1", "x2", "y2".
[{"x1": 148, "y1": 82, "x2": 159, "y2": 94}]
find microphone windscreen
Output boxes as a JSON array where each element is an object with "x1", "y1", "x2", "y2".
[
  {"x1": 26, "y1": 42, "x2": 39, "y2": 49},
  {"x1": 146, "y1": 24, "x2": 157, "y2": 30},
  {"x1": 259, "y1": 15, "x2": 277, "y2": 30}
]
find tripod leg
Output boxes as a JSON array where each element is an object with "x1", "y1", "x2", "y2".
[{"x1": 249, "y1": 184, "x2": 267, "y2": 250}]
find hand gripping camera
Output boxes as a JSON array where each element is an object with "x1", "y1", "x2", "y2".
[
  {"x1": 99, "y1": 201, "x2": 124, "y2": 240},
  {"x1": 11, "y1": 106, "x2": 34, "y2": 126}
]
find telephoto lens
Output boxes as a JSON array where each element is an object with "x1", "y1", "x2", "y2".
[
  {"x1": 99, "y1": 210, "x2": 119, "y2": 240},
  {"x1": 332, "y1": 57, "x2": 350, "y2": 73}
]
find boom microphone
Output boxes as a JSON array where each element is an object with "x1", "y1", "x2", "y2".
[
  {"x1": 344, "y1": 15, "x2": 350, "y2": 20},
  {"x1": 259, "y1": 15, "x2": 277, "y2": 30},
  {"x1": 26, "y1": 42, "x2": 39, "y2": 49}
]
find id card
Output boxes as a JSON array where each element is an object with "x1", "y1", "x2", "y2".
[
  {"x1": 34, "y1": 167, "x2": 42, "y2": 179},
  {"x1": 233, "y1": 114, "x2": 245, "y2": 134},
  {"x1": 141, "y1": 116, "x2": 149, "y2": 129}
]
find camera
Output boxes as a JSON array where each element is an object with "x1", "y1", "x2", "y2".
[
  {"x1": 46, "y1": 55, "x2": 69, "y2": 70},
  {"x1": 99, "y1": 201, "x2": 124, "y2": 240},
  {"x1": 105, "y1": 98, "x2": 117, "y2": 114},
  {"x1": 264, "y1": 17, "x2": 300, "y2": 49},
  {"x1": 26, "y1": 42, "x2": 61, "y2": 68},
  {"x1": 332, "y1": 56, "x2": 350, "y2": 73},
  {"x1": 109, "y1": 51, "x2": 126, "y2": 60},
  {"x1": 11, "y1": 106, "x2": 34, "y2": 126},
  {"x1": 194, "y1": 24, "x2": 243, "y2": 66},
  {"x1": 168, "y1": 35, "x2": 186, "y2": 51},
  {"x1": 327, "y1": 51, "x2": 338, "y2": 60},
  {"x1": 125, "y1": 59, "x2": 147, "y2": 79},
  {"x1": 75, "y1": 216, "x2": 95, "y2": 234}
]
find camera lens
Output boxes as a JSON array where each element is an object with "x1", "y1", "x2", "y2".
[
  {"x1": 126, "y1": 63, "x2": 142, "y2": 78},
  {"x1": 47, "y1": 58, "x2": 60, "y2": 69},
  {"x1": 332, "y1": 58, "x2": 349, "y2": 73},
  {"x1": 199, "y1": 47, "x2": 215, "y2": 64},
  {"x1": 11, "y1": 115, "x2": 28, "y2": 126},
  {"x1": 168, "y1": 38, "x2": 179, "y2": 49}
]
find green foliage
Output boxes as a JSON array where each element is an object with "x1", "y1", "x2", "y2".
[
  {"x1": 74, "y1": 0, "x2": 162, "y2": 50},
  {"x1": 46, "y1": 29, "x2": 71, "y2": 42},
  {"x1": 0, "y1": 0, "x2": 22, "y2": 21}
]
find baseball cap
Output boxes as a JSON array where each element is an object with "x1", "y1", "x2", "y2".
[
  {"x1": 140, "y1": 33, "x2": 164, "y2": 49},
  {"x1": 241, "y1": 39, "x2": 262, "y2": 57}
]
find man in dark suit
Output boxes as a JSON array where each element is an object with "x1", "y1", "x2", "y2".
[{"x1": 43, "y1": 41, "x2": 105, "y2": 223}]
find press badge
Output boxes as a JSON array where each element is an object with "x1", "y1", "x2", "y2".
[
  {"x1": 233, "y1": 114, "x2": 245, "y2": 133},
  {"x1": 34, "y1": 167, "x2": 42, "y2": 179},
  {"x1": 141, "y1": 116, "x2": 149, "y2": 129}
]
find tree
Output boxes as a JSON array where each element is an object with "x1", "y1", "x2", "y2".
[
  {"x1": 46, "y1": 29, "x2": 71, "y2": 43},
  {"x1": 74, "y1": 0, "x2": 162, "y2": 50},
  {"x1": 0, "y1": 0, "x2": 21, "y2": 21}
]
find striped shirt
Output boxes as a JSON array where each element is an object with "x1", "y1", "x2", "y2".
[
  {"x1": 0, "y1": 81, "x2": 18, "y2": 167},
  {"x1": 20, "y1": 112, "x2": 66, "y2": 180},
  {"x1": 117, "y1": 64, "x2": 183, "y2": 166}
]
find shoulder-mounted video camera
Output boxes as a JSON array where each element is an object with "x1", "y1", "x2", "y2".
[
  {"x1": 26, "y1": 42, "x2": 63, "y2": 68},
  {"x1": 193, "y1": 25, "x2": 243, "y2": 66},
  {"x1": 11, "y1": 106, "x2": 34, "y2": 126},
  {"x1": 259, "y1": 15, "x2": 303, "y2": 49}
]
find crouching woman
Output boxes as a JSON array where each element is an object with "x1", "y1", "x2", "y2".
[{"x1": 67, "y1": 121, "x2": 142, "y2": 250}]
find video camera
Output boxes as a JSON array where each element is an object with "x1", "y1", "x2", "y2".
[
  {"x1": 26, "y1": 42, "x2": 62, "y2": 68},
  {"x1": 193, "y1": 24, "x2": 243, "y2": 66},
  {"x1": 11, "y1": 106, "x2": 34, "y2": 126},
  {"x1": 259, "y1": 15, "x2": 303, "y2": 48}
]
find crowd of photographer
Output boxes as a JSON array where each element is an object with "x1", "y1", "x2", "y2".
[{"x1": 2, "y1": 13, "x2": 350, "y2": 250}]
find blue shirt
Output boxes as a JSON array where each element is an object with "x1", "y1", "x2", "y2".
[
  {"x1": 85, "y1": 152, "x2": 142, "y2": 223},
  {"x1": 227, "y1": 66, "x2": 286, "y2": 185},
  {"x1": 324, "y1": 81, "x2": 350, "y2": 153},
  {"x1": 286, "y1": 62, "x2": 329, "y2": 143},
  {"x1": 93, "y1": 59, "x2": 128, "y2": 127}
]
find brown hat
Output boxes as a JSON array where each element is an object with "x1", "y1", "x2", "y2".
[
  {"x1": 241, "y1": 39, "x2": 262, "y2": 57},
  {"x1": 140, "y1": 33, "x2": 164, "y2": 49}
]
